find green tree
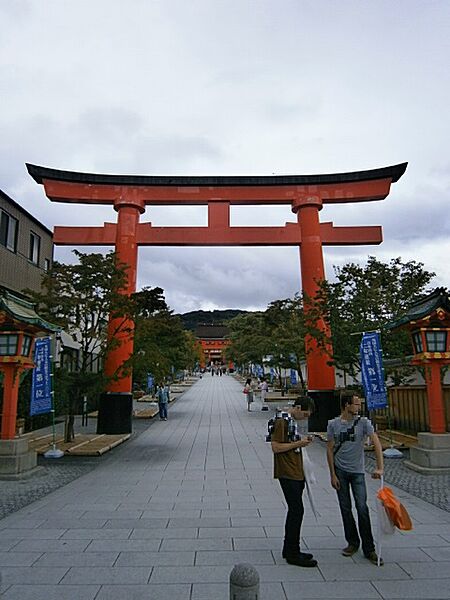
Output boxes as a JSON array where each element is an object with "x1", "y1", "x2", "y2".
[
  {"x1": 128, "y1": 286, "x2": 202, "y2": 385},
  {"x1": 263, "y1": 296, "x2": 308, "y2": 390},
  {"x1": 314, "y1": 256, "x2": 435, "y2": 383},
  {"x1": 25, "y1": 250, "x2": 132, "y2": 441},
  {"x1": 225, "y1": 295, "x2": 327, "y2": 389},
  {"x1": 224, "y1": 312, "x2": 268, "y2": 373},
  {"x1": 130, "y1": 310, "x2": 201, "y2": 386}
]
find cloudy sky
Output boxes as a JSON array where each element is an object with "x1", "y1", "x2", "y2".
[{"x1": 1, "y1": 0, "x2": 449, "y2": 313}]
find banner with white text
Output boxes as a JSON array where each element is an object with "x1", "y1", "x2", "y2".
[
  {"x1": 360, "y1": 332, "x2": 388, "y2": 410},
  {"x1": 30, "y1": 337, "x2": 52, "y2": 416}
]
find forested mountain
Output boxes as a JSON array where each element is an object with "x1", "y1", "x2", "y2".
[{"x1": 179, "y1": 309, "x2": 247, "y2": 331}]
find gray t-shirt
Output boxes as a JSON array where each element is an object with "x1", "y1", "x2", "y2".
[{"x1": 327, "y1": 416, "x2": 374, "y2": 473}]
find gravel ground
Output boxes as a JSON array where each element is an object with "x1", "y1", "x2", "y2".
[
  {"x1": 365, "y1": 449, "x2": 450, "y2": 511},
  {"x1": 0, "y1": 456, "x2": 100, "y2": 520}
]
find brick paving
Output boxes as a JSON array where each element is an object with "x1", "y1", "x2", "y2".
[{"x1": 1, "y1": 375, "x2": 450, "y2": 599}]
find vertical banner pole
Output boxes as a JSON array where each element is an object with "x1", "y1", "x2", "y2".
[{"x1": 37, "y1": 338, "x2": 64, "y2": 458}]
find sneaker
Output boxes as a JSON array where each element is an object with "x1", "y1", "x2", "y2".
[
  {"x1": 365, "y1": 551, "x2": 383, "y2": 566},
  {"x1": 285, "y1": 554, "x2": 317, "y2": 568},
  {"x1": 342, "y1": 545, "x2": 359, "y2": 557}
]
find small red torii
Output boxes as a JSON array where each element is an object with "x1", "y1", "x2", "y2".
[{"x1": 27, "y1": 162, "x2": 407, "y2": 432}]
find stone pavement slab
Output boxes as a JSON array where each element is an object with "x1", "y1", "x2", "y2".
[
  {"x1": 1, "y1": 373, "x2": 450, "y2": 599},
  {"x1": 1, "y1": 585, "x2": 100, "y2": 600}
]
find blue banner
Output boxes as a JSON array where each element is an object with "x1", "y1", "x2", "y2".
[
  {"x1": 290, "y1": 369, "x2": 297, "y2": 385},
  {"x1": 256, "y1": 364, "x2": 264, "y2": 377},
  {"x1": 269, "y1": 367, "x2": 275, "y2": 383},
  {"x1": 360, "y1": 332, "x2": 388, "y2": 410},
  {"x1": 30, "y1": 337, "x2": 52, "y2": 416},
  {"x1": 147, "y1": 373, "x2": 154, "y2": 391}
]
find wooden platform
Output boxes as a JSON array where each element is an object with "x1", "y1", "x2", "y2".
[
  {"x1": 378, "y1": 430, "x2": 418, "y2": 449},
  {"x1": 133, "y1": 406, "x2": 159, "y2": 419},
  {"x1": 25, "y1": 432, "x2": 130, "y2": 456}
]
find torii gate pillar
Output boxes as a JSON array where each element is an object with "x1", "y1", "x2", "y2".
[{"x1": 293, "y1": 194, "x2": 335, "y2": 390}]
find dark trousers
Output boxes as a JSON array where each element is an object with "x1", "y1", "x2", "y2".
[
  {"x1": 279, "y1": 478, "x2": 305, "y2": 556},
  {"x1": 335, "y1": 467, "x2": 375, "y2": 556},
  {"x1": 159, "y1": 403, "x2": 168, "y2": 419}
]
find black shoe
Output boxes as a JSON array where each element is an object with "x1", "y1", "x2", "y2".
[
  {"x1": 282, "y1": 549, "x2": 313, "y2": 560},
  {"x1": 285, "y1": 554, "x2": 317, "y2": 568},
  {"x1": 365, "y1": 551, "x2": 383, "y2": 566},
  {"x1": 342, "y1": 544, "x2": 359, "y2": 557}
]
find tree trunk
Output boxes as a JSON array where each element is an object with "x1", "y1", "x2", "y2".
[
  {"x1": 64, "y1": 413, "x2": 75, "y2": 442},
  {"x1": 296, "y1": 360, "x2": 306, "y2": 392},
  {"x1": 278, "y1": 370, "x2": 284, "y2": 395}
]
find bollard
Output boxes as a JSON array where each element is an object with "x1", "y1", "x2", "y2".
[{"x1": 229, "y1": 563, "x2": 259, "y2": 600}]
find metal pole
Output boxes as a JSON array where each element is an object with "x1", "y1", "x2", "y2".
[{"x1": 44, "y1": 337, "x2": 64, "y2": 459}]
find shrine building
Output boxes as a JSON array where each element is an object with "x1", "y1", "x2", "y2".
[{"x1": 195, "y1": 324, "x2": 231, "y2": 368}]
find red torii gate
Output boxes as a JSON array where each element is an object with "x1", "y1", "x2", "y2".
[{"x1": 27, "y1": 162, "x2": 407, "y2": 432}]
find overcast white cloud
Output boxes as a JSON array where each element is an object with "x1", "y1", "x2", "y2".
[{"x1": 1, "y1": 0, "x2": 449, "y2": 312}]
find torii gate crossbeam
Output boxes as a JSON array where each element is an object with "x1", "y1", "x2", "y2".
[{"x1": 27, "y1": 162, "x2": 407, "y2": 433}]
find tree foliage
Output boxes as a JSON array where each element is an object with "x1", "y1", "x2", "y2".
[
  {"x1": 26, "y1": 250, "x2": 131, "y2": 372},
  {"x1": 225, "y1": 312, "x2": 268, "y2": 369},
  {"x1": 25, "y1": 250, "x2": 134, "y2": 440},
  {"x1": 225, "y1": 295, "x2": 327, "y2": 389},
  {"x1": 130, "y1": 310, "x2": 202, "y2": 386},
  {"x1": 313, "y1": 256, "x2": 436, "y2": 381}
]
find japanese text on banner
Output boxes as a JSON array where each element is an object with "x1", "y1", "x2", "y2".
[
  {"x1": 360, "y1": 332, "x2": 388, "y2": 410},
  {"x1": 30, "y1": 337, "x2": 52, "y2": 416}
]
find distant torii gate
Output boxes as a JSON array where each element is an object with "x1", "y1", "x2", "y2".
[{"x1": 27, "y1": 162, "x2": 407, "y2": 433}]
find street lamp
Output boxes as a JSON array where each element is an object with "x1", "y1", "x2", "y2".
[
  {"x1": 0, "y1": 328, "x2": 37, "y2": 441},
  {"x1": 389, "y1": 288, "x2": 450, "y2": 434},
  {"x1": 388, "y1": 288, "x2": 450, "y2": 473},
  {"x1": 0, "y1": 291, "x2": 58, "y2": 477}
]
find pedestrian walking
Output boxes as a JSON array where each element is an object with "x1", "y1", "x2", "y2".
[
  {"x1": 326, "y1": 390, "x2": 384, "y2": 565},
  {"x1": 156, "y1": 383, "x2": 170, "y2": 421},
  {"x1": 259, "y1": 377, "x2": 269, "y2": 405},
  {"x1": 243, "y1": 378, "x2": 254, "y2": 411}
]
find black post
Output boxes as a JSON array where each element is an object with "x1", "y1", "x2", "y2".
[
  {"x1": 97, "y1": 392, "x2": 133, "y2": 434},
  {"x1": 307, "y1": 389, "x2": 340, "y2": 432}
]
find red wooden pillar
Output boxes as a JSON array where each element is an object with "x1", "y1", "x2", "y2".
[
  {"x1": 424, "y1": 362, "x2": 446, "y2": 433},
  {"x1": 0, "y1": 364, "x2": 22, "y2": 440},
  {"x1": 104, "y1": 192, "x2": 145, "y2": 393},
  {"x1": 292, "y1": 194, "x2": 335, "y2": 391}
]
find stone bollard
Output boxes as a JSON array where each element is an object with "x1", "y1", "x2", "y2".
[{"x1": 229, "y1": 563, "x2": 259, "y2": 600}]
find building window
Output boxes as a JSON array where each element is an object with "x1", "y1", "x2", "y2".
[
  {"x1": 20, "y1": 335, "x2": 32, "y2": 357},
  {"x1": 412, "y1": 331, "x2": 423, "y2": 354},
  {"x1": 29, "y1": 231, "x2": 41, "y2": 264},
  {"x1": 44, "y1": 258, "x2": 51, "y2": 272},
  {"x1": 425, "y1": 330, "x2": 447, "y2": 352},
  {"x1": 0, "y1": 209, "x2": 18, "y2": 252},
  {"x1": 0, "y1": 334, "x2": 19, "y2": 356}
]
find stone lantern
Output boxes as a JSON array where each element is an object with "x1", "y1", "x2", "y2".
[
  {"x1": 0, "y1": 290, "x2": 57, "y2": 477},
  {"x1": 389, "y1": 287, "x2": 450, "y2": 473}
]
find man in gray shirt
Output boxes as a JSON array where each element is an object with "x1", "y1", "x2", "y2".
[{"x1": 327, "y1": 391, "x2": 384, "y2": 565}]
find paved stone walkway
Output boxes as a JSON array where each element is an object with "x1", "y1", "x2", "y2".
[{"x1": 1, "y1": 375, "x2": 450, "y2": 599}]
